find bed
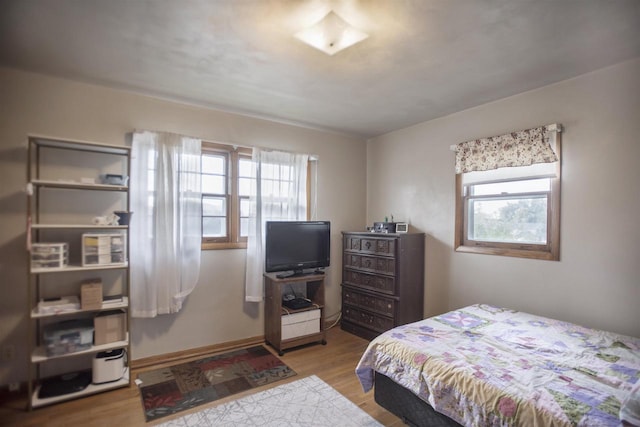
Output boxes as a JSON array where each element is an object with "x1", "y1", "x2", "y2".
[{"x1": 356, "y1": 304, "x2": 640, "y2": 426}]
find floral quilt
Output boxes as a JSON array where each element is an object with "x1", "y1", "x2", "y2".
[{"x1": 356, "y1": 304, "x2": 640, "y2": 426}]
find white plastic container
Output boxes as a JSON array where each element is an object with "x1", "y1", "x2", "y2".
[
  {"x1": 31, "y1": 243, "x2": 68, "y2": 269},
  {"x1": 281, "y1": 309, "x2": 320, "y2": 340},
  {"x1": 92, "y1": 348, "x2": 125, "y2": 384}
]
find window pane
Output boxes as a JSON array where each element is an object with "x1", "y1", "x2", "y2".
[
  {"x1": 239, "y1": 177, "x2": 253, "y2": 197},
  {"x1": 202, "y1": 154, "x2": 225, "y2": 174},
  {"x1": 203, "y1": 196, "x2": 226, "y2": 216},
  {"x1": 240, "y1": 198, "x2": 250, "y2": 217},
  {"x1": 202, "y1": 175, "x2": 225, "y2": 194},
  {"x1": 263, "y1": 163, "x2": 276, "y2": 178},
  {"x1": 468, "y1": 196, "x2": 547, "y2": 244},
  {"x1": 203, "y1": 217, "x2": 227, "y2": 237},
  {"x1": 472, "y1": 178, "x2": 550, "y2": 196},
  {"x1": 240, "y1": 218, "x2": 248, "y2": 237},
  {"x1": 239, "y1": 158, "x2": 255, "y2": 178}
]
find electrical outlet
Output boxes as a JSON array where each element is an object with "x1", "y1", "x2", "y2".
[
  {"x1": 8, "y1": 382, "x2": 19, "y2": 392},
  {"x1": 1, "y1": 345, "x2": 15, "y2": 361}
]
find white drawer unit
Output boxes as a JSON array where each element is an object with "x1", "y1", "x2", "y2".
[
  {"x1": 281, "y1": 309, "x2": 321, "y2": 340},
  {"x1": 82, "y1": 233, "x2": 126, "y2": 266},
  {"x1": 31, "y1": 243, "x2": 69, "y2": 269}
]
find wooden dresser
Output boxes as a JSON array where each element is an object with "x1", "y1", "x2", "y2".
[{"x1": 341, "y1": 231, "x2": 425, "y2": 340}]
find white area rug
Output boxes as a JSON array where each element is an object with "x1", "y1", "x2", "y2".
[{"x1": 157, "y1": 375, "x2": 382, "y2": 426}]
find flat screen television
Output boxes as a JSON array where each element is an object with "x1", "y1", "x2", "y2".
[{"x1": 265, "y1": 221, "x2": 330, "y2": 278}]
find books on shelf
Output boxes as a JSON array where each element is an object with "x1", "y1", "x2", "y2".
[{"x1": 102, "y1": 295, "x2": 124, "y2": 307}]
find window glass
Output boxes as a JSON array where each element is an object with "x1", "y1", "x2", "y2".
[
  {"x1": 238, "y1": 156, "x2": 254, "y2": 197},
  {"x1": 202, "y1": 154, "x2": 225, "y2": 174},
  {"x1": 468, "y1": 194, "x2": 548, "y2": 244},
  {"x1": 471, "y1": 178, "x2": 550, "y2": 196},
  {"x1": 203, "y1": 196, "x2": 226, "y2": 217},
  {"x1": 201, "y1": 175, "x2": 225, "y2": 194},
  {"x1": 203, "y1": 217, "x2": 227, "y2": 238}
]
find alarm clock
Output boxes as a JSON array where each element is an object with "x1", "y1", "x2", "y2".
[{"x1": 395, "y1": 222, "x2": 408, "y2": 233}]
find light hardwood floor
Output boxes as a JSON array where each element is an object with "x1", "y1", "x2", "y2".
[{"x1": 1, "y1": 326, "x2": 403, "y2": 426}]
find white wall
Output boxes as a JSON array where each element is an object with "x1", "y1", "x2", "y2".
[
  {"x1": 367, "y1": 58, "x2": 640, "y2": 338},
  {"x1": 0, "y1": 68, "x2": 367, "y2": 386}
]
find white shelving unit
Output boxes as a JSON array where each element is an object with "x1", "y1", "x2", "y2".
[{"x1": 26, "y1": 135, "x2": 132, "y2": 409}]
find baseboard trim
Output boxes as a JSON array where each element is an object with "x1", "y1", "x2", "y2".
[{"x1": 131, "y1": 335, "x2": 265, "y2": 371}]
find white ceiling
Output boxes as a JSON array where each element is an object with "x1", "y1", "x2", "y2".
[{"x1": 1, "y1": 0, "x2": 639, "y2": 138}]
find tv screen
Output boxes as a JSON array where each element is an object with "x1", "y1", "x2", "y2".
[{"x1": 265, "y1": 221, "x2": 330, "y2": 277}]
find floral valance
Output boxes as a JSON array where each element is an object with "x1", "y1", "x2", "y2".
[{"x1": 455, "y1": 125, "x2": 559, "y2": 174}]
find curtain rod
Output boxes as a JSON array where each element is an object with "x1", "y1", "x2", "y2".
[{"x1": 448, "y1": 123, "x2": 562, "y2": 152}]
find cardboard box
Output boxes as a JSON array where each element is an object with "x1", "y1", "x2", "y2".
[
  {"x1": 81, "y1": 279, "x2": 103, "y2": 310},
  {"x1": 94, "y1": 311, "x2": 126, "y2": 345}
]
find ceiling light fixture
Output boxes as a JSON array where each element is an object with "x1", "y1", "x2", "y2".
[{"x1": 294, "y1": 10, "x2": 368, "y2": 56}]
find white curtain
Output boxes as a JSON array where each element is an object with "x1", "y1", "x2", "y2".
[
  {"x1": 130, "y1": 131, "x2": 202, "y2": 317},
  {"x1": 244, "y1": 148, "x2": 310, "y2": 302}
]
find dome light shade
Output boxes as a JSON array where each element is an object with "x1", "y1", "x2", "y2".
[{"x1": 294, "y1": 11, "x2": 368, "y2": 55}]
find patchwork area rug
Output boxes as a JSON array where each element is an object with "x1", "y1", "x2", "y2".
[
  {"x1": 137, "y1": 345, "x2": 296, "y2": 422},
  {"x1": 157, "y1": 375, "x2": 383, "y2": 427}
]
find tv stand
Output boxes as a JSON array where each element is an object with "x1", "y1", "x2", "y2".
[
  {"x1": 264, "y1": 272, "x2": 326, "y2": 356},
  {"x1": 275, "y1": 269, "x2": 322, "y2": 279}
]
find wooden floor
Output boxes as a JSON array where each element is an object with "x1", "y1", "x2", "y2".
[{"x1": 0, "y1": 326, "x2": 403, "y2": 426}]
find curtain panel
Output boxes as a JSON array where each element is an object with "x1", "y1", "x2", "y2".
[
  {"x1": 130, "y1": 131, "x2": 202, "y2": 318},
  {"x1": 455, "y1": 125, "x2": 558, "y2": 174},
  {"x1": 244, "y1": 148, "x2": 310, "y2": 302}
]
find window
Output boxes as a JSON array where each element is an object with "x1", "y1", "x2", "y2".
[
  {"x1": 454, "y1": 128, "x2": 561, "y2": 260},
  {"x1": 201, "y1": 142, "x2": 253, "y2": 249}
]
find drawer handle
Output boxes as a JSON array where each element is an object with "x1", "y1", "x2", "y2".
[
  {"x1": 365, "y1": 241, "x2": 371, "y2": 249},
  {"x1": 364, "y1": 259, "x2": 372, "y2": 267}
]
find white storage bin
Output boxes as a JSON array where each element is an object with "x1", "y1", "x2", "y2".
[
  {"x1": 281, "y1": 309, "x2": 320, "y2": 340},
  {"x1": 31, "y1": 243, "x2": 68, "y2": 269},
  {"x1": 82, "y1": 233, "x2": 126, "y2": 266}
]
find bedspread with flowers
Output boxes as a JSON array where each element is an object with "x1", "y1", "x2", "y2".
[{"x1": 356, "y1": 304, "x2": 640, "y2": 426}]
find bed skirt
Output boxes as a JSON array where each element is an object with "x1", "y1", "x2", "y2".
[{"x1": 374, "y1": 372, "x2": 461, "y2": 427}]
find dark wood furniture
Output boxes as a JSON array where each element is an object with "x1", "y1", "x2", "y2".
[
  {"x1": 264, "y1": 272, "x2": 326, "y2": 355},
  {"x1": 340, "y1": 231, "x2": 425, "y2": 340}
]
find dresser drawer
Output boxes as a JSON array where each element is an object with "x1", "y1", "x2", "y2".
[
  {"x1": 342, "y1": 287, "x2": 395, "y2": 317},
  {"x1": 343, "y1": 270, "x2": 396, "y2": 295},
  {"x1": 345, "y1": 236, "x2": 395, "y2": 256},
  {"x1": 342, "y1": 305, "x2": 394, "y2": 334},
  {"x1": 344, "y1": 254, "x2": 396, "y2": 276}
]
